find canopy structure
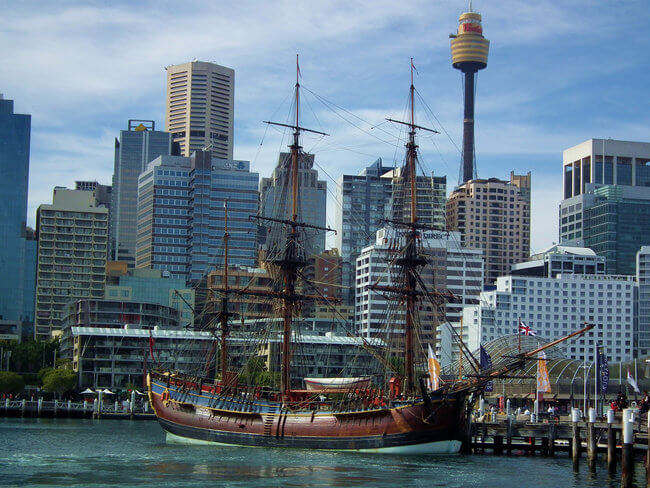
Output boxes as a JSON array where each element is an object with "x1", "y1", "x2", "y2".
[
  {"x1": 80, "y1": 388, "x2": 95, "y2": 394},
  {"x1": 101, "y1": 389, "x2": 115, "y2": 395},
  {"x1": 444, "y1": 334, "x2": 650, "y2": 400}
]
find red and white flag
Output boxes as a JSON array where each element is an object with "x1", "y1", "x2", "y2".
[{"x1": 519, "y1": 319, "x2": 536, "y2": 336}]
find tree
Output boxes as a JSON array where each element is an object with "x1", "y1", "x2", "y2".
[
  {"x1": 239, "y1": 356, "x2": 278, "y2": 387},
  {"x1": 37, "y1": 367, "x2": 54, "y2": 385},
  {"x1": 41, "y1": 368, "x2": 77, "y2": 397},
  {"x1": 0, "y1": 372, "x2": 25, "y2": 394},
  {"x1": 0, "y1": 338, "x2": 60, "y2": 374}
]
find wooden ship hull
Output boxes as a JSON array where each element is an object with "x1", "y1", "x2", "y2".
[{"x1": 148, "y1": 373, "x2": 467, "y2": 454}]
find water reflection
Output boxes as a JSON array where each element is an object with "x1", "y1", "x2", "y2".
[{"x1": 1, "y1": 419, "x2": 634, "y2": 488}]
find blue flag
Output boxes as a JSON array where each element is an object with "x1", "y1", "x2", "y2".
[
  {"x1": 597, "y1": 344, "x2": 609, "y2": 395},
  {"x1": 480, "y1": 345, "x2": 493, "y2": 392}
]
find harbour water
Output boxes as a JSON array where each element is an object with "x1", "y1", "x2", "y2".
[{"x1": 1, "y1": 418, "x2": 641, "y2": 487}]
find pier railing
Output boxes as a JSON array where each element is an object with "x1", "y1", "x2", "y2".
[{"x1": 2, "y1": 397, "x2": 153, "y2": 419}]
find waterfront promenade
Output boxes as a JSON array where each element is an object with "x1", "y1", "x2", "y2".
[{"x1": 2, "y1": 396, "x2": 153, "y2": 419}]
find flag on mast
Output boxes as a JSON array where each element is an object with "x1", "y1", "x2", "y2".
[
  {"x1": 627, "y1": 368, "x2": 640, "y2": 393},
  {"x1": 411, "y1": 58, "x2": 419, "y2": 75},
  {"x1": 427, "y1": 344, "x2": 440, "y2": 390},
  {"x1": 537, "y1": 351, "x2": 551, "y2": 394},
  {"x1": 519, "y1": 319, "x2": 536, "y2": 336}
]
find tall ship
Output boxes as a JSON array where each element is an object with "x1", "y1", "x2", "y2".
[{"x1": 147, "y1": 58, "x2": 591, "y2": 454}]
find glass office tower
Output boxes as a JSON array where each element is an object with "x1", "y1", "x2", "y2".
[
  {"x1": 111, "y1": 120, "x2": 172, "y2": 266},
  {"x1": 0, "y1": 95, "x2": 31, "y2": 323}
]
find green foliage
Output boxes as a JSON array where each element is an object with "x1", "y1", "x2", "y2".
[
  {"x1": 0, "y1": 338, "x2": 60, "y2": 374},
  {"x1": 239, "y1": 357, "x2": 279, "y2": 388},
  {"x1": 0, "y1": 371, "x2": 25, "y2": 394},
  {"x1": 55, "y1": 358, "x2": 72, "y2": 370},
  {"x1": 37, "y1": 367, "x2": 54, "y2": 385},
  {"x1": 41, "y1": 368, "x2": 77, "y2": 396},
  {"x1": 388, "y1": 355, "x2": 404, "y2": 377}
]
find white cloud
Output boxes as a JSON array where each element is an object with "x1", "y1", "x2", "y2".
[{"x1": 2, "y1": 0, "x2": 647, "y2": 255}]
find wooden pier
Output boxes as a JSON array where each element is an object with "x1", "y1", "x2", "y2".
[{"x1": 470, "y1": 408, "x2": 650, "y2": 487}]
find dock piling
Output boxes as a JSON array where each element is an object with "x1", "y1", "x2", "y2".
[
  {"x1": 572, "y1": 407, "x2": 581, "y2": 471},
  {"x1": 587, "y1": 408, "x2": 597, "y2": 471},
  {"x1": 494, "y1": 435, "x2": 503, "y2": 455},
  {"x1": 607, "y1": 409, "x2": 617, "y2": 474},
  {"x1": 506, "y1": 415, "x2": 513, "y2": 455},
  {"x1": 622, "y1": 408, "x2": 634, "y2": 488},
  {"x1": 548, "y1": 423, "x2": 556, "y2": 457}
]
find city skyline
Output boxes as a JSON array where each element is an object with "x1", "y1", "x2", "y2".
[{"x1": 2, "y1": 1, "x2": 649, "y2": 253}]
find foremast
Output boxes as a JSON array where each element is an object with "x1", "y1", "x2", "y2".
[
  {"x1": 218, "y1": 200, "x2": 232, "y2": 384},
  {"x1": 260, "y1": 55, "x2": 332, "y2": 400}
]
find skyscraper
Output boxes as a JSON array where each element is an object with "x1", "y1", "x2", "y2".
[
  {"x1": 560, "y1": 139, "x2": 650, "y2": 274},
  {"x1": 111, "y1": 120, "x2": 172, "y2": 266},
  {"x1": 35, "y1": 188, "x2": 108, "y2": 338},
  {"x1": 136, "y1": 151, "x2": 258, "y2": 281},
  {"x1": 388, "y1": 169, "x2": 447, "y2": 230},
  {"x1": 259, "y1": 152, "x2": 327, "y2": 259},
  {"x1": 335, "y1": 159, "x2": 447, "y2": 306},
  {"x1": 165, "y1": 61, "x2": 235, "y2": 159},
  {"x1": 0, "y1": 95, "x2": 31, "y2": 324},
  {"x1": 446, "y1": 173, "x2": 531, "y2": 285},
  {"x1": 637, "y1": 247, "x2": 650, "y2": 357},
  {"x1": 335, "y1": 159, "x2": 394, "y2": 262}
]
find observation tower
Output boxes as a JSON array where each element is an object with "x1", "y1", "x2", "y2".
[{"x1": 450, "y1": 6, "x2": 489, "y2": 183}]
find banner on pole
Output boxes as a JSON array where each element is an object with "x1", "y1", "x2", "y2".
[{"x1": 537, "y1": 351, "x2": 551, "y2": 393}]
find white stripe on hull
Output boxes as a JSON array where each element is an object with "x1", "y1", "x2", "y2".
[{"x1": 165, "y1": 432, "x2": 461, "y2": 455}]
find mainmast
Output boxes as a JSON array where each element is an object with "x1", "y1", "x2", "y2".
[{"x1": 380, "y1": 59, "x2": 439, "y2": 396}]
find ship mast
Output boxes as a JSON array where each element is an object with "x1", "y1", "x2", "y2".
[
  {"x1": 218, "y1": 200, "x2": 231, "y2": 384},
  {"x1": 380, "y1": 59, "x2": 439, "y2": 396},
  {"x1": 281, "y1": 57, "x2": 302, "y2": 399},
  {"x1": 259, "y1": 55, "x2": 332, "y2": 400},
  {"x1": 404, "y1": 60, "x2": 418, "y2": 394}
]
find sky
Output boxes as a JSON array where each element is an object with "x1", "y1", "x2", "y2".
[{"x1": 2, "y1": 0, "x2": 649, "y2": 254}]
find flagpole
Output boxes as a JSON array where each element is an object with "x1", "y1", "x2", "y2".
[
  {"x1": 458, "y1": 318, "x2": 463, "y2": 380},
  {"x1": 635, "y1": 357, "x2": 638, "y2": 402},
  {"x1": 536, "y1": 355, "x2": 539, "y2": 421},
  {"x1": 619, "y1": 362, "x2": 622, "y2": 394},
  {"x1": 518, "y1": 317, "x2": 521, "y2": 353},
  {"x1": 583, "y1": 354, "x2": 587, "y2": 417},
  {"x1": 594, "y1": 342, "x2": 597, "y2": 416}
]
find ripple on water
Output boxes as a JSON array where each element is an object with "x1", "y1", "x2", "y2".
[{"x1": 0, "y1": 418, "x2": 636, "y2": 488}]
